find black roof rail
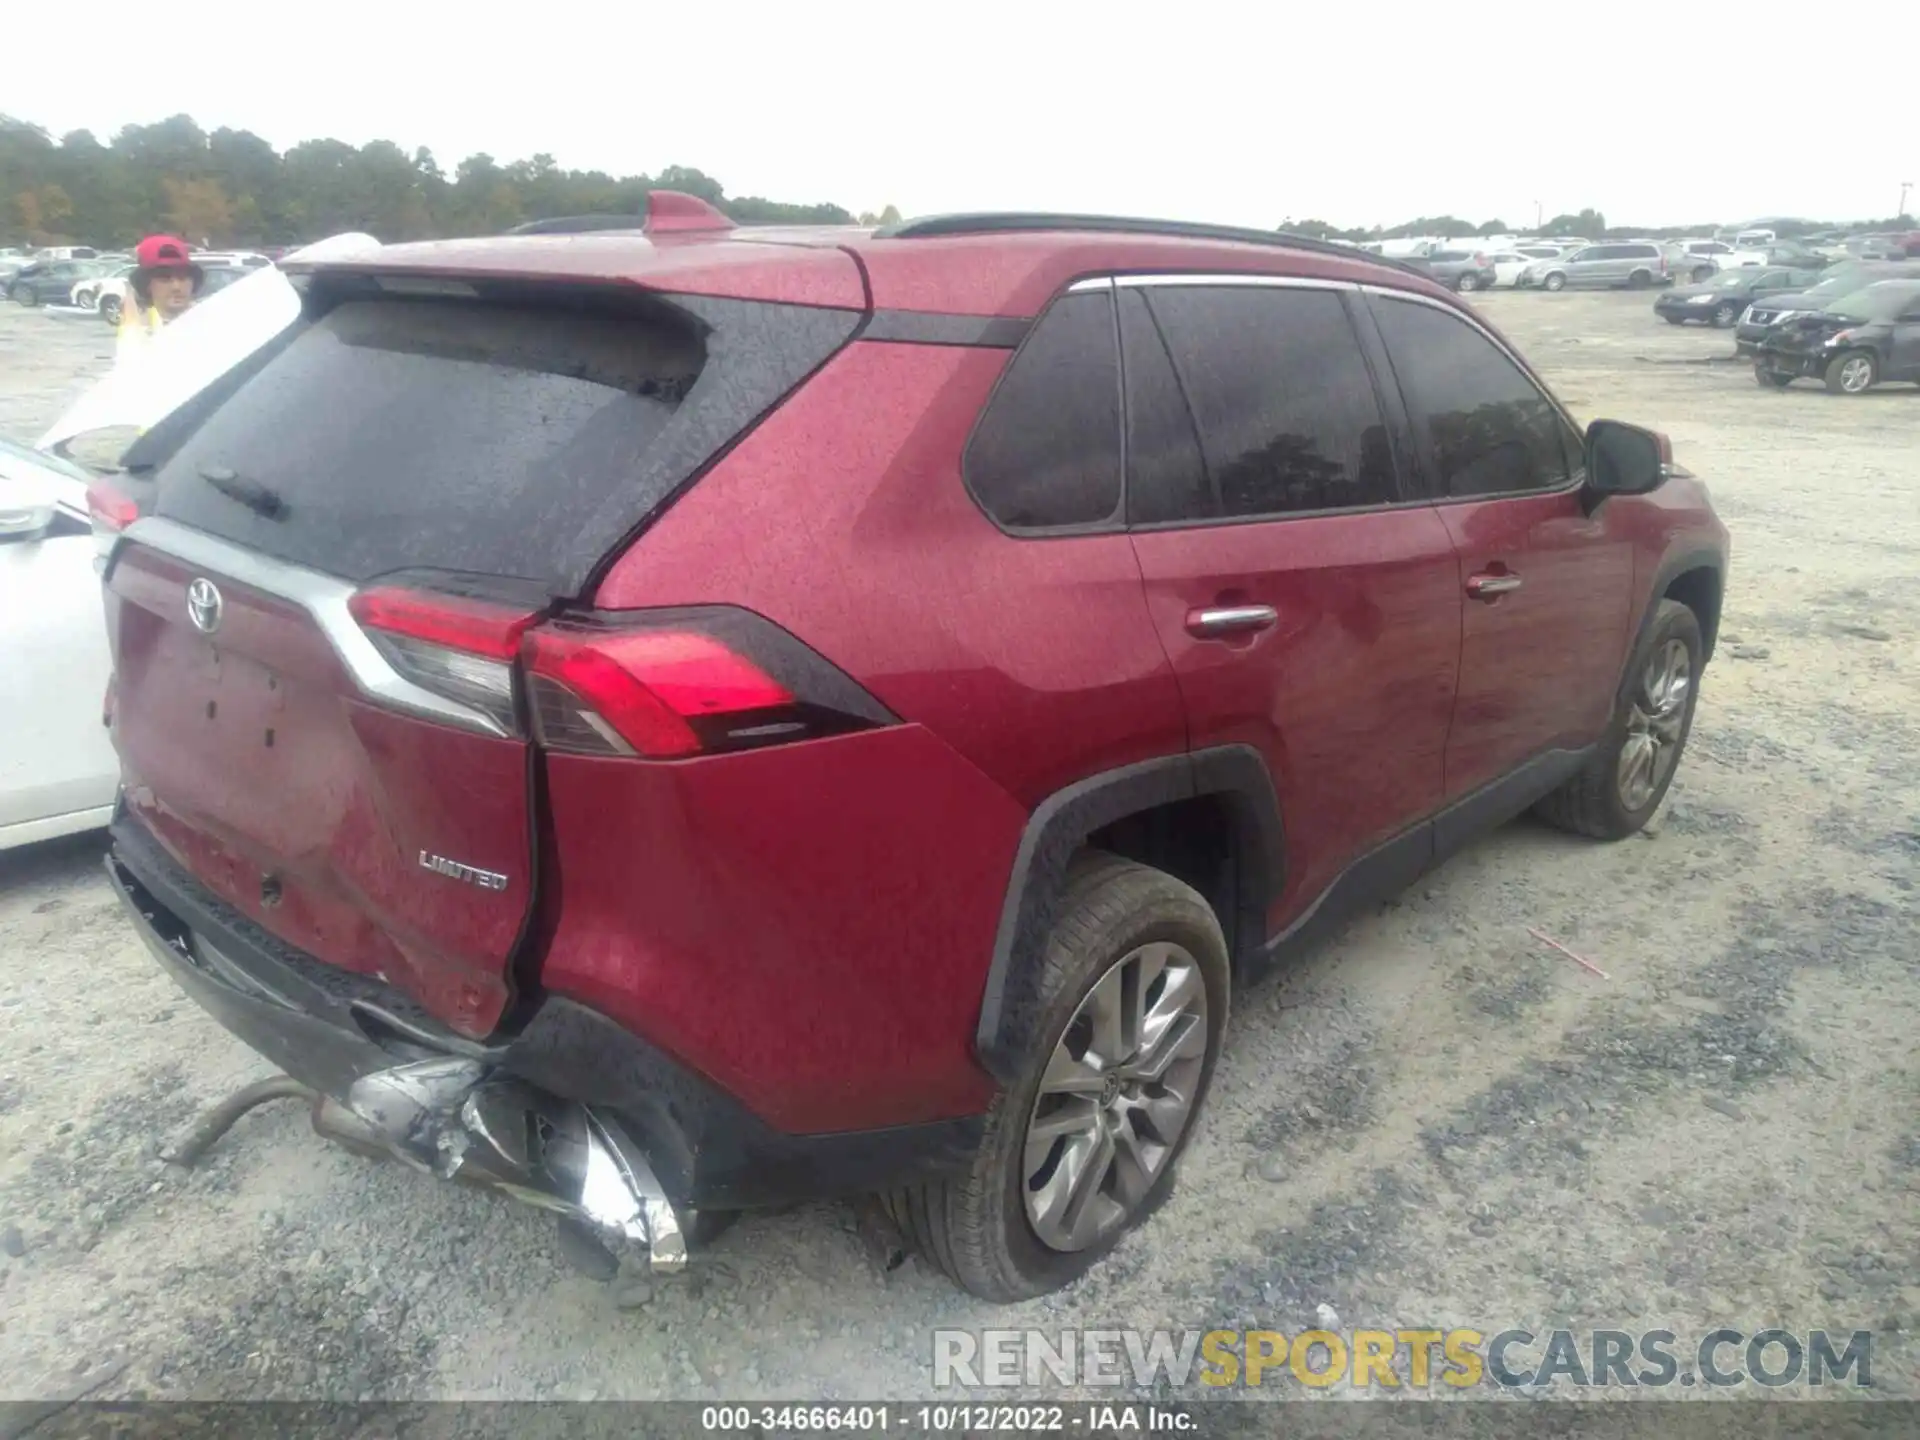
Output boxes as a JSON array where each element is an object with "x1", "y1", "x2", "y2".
[{"x1": 874, "y1": 211, "x2": 1429, "y2": 277}]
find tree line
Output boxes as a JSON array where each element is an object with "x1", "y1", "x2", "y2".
[
  {"x1": 3, "y1": 113, "x2": 1908, "y2": 250},
  {"x1": 1283, "y1": 208, "x2": 1914, "y2": 242},
  {"x1": 0, "y1": 113, "x2": 867, "y2": 248}
]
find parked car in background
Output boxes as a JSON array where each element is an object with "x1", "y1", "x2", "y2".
[
  {"x1": 1756, "y1": 244, "x2": 1831, "y2": 272},
  {"x1": 1486, "y1": 249, "x2": 1544, "y2": 287},
  {"x1": 29, "y1": 246, "x2": 101, "y2": 263},
  {"x1": 1734, "y1": 262, "x2": 1912, "y2": 354},
  {"x1": 1846, "y1": 235, "x2": 1913, "y2": 262},
  {"x1": 1654, "y1": 266, "x2": 1823, "y2": 327},
  {"x1": 72, "y1": 263, "x2": 134, "y2": 310},
  {"x1": 1670, "y1": 240, "x2": 1735, "y2": 281},
  {"x1": 0, "y1": 434, "x2": 119, "y2": 849},
  {"x1": 7, "y1": 259, "x2": 113, "y2": 306},
  {"x1": 92, "y1": 262, "x2": 258, "y2": 326},
  {"x1": 1425, "y1": 248, "x2": 1499, "y2": 291},
  {"x1": 1755, "y1": 280, "x2": 1920, "y2": 394},
  {"x1": 86, "y1": 198, "x2": 1728, "y2": 1300},
  {"x1": 1520, "y1": 242, "x2": 1667, "y2": 291}
]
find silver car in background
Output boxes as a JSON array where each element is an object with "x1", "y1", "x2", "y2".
[{"x1": 1520, "y1": 242, "x2": 1668, "y2": 292}]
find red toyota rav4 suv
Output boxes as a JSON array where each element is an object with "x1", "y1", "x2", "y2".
[{"x1": 96, "y1": 198, "x2": 1728, "y2": 1301}]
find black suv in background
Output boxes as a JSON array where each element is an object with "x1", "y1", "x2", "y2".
[
  {"x1": 1736, "y1": 263, "x2": 1912, "y2": 354},
  {"x1": 1756, "y1": 280, "x2": 1920, "y2": 394}
]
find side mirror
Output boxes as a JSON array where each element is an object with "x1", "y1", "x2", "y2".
[
  {"x1": 1585, "y1": 420, "x2": 1671, "y2": 497},
  {"x1": 0, "y1": 498, "x2": 56, "y2": 543}
]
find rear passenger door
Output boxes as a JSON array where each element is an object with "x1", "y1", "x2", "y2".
[
  {"x1": 1364, "y1": 291, "x2": 1633, "y2": 804},
  {"x1": 1118, "y1": 278, "x2": 1463, "y2": 926}
]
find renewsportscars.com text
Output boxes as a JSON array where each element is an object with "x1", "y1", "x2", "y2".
[{"x1": 933, "y1": 1327, "x2": 1873, "y2": 1390}]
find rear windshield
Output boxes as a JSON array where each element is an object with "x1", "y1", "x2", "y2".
[{"x1": 150, "y1": 288, "x2": 858, "y2": 595}]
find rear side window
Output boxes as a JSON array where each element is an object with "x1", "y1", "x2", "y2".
[
  {"x1": 965, "y1": 290, "x2": 1122, "y2": 530},
  {"x1": 1125, "y1": 285, "x2": 1398, "y2": 523},
  {"x1": 151, "y1": 289, "x2": 858, "y2": 594},
  {"x1": 1371, "y1": 295, "x2": 1581, "y2": 499}
]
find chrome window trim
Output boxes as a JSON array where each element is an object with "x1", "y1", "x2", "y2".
[
  {"x1": 110, "y1": 515, "x2": 512, "y2": 738},
  {"x1": 1070, "y1": 272, "x2": 1357, "y2": 294}
]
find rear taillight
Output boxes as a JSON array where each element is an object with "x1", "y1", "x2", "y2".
[
  {"x1": 345, "y1": 589, "x2": 895, "y2": 759},
  {"x1": 348, "y1": 587, "x2": 539, "y2": 735},
  {"x1": 87, "y1": 480, "x2": 138, "y2": 561},
  {"x1": 523, "y1": 608, "x2": 895, "y2": 760}
]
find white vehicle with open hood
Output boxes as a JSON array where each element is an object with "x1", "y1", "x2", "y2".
[{"x1": 3, "y1": 234, "x2": 378, "y2": 852}]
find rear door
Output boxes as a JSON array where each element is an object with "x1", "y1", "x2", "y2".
[
  {"x1": 1120, "y1": 278, "x2": 1462, "y2": 924},
  {"x1": 105, "y1": 281, "x2": 858, "y2": 1035},
  {"x1": 1365, "y1": 291, "x2": 1633, "y2": 801}
]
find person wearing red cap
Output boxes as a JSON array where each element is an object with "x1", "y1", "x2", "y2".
[{"x1": 117, "y1": 234, "x2": 205, "y2": 363}]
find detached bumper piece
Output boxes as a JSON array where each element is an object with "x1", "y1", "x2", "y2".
[{"x1": 109, "y1": 847, "x2": 690, "y2": 1271}]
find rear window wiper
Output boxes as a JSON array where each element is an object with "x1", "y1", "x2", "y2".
[{"x1": 198, "y1": 463, "x2": 289, "y2": 521}]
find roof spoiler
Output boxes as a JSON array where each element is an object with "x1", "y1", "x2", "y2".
[{"x1": 507, "y1": 190, "x2": 735, "y2": 237}]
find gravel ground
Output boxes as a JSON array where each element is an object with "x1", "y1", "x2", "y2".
[{"x1": 0, "y1": 289, "x2": 1915, "y2": 1408}]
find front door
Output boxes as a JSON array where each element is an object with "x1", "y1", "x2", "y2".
[
  {"x1": 1115, "y1": 279, "x2": 1461, "y2": 927},
  {"x1": 1889, "y1": 301, "x2": 1920, "y2": 381},
  {"x1": 1364, "y1": 291, "x2": 1635, "y2": 801}
]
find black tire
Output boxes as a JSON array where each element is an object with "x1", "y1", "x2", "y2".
[
  {"x1": 1711, "y1": 302, "x2": 1738, "y2": 327},
  {"x1": 17, "y1": 285, "x2": 40, "y2": 307},
  {"x1": 1455, "y1": 273, "x2": 1477, "y2": 293},
  {"x1": 99, "y1": 294, "x2": 122, "y2": 326},
  {"x1": 886, "y1": 853, "x2": 1229, "y2": 1302},
  {"x1": 1535, "y1": 600, "x2": 1703, "y2": 840},
  {"x1": 1755, "y1": 364, "x2": 1792, "y2": 388},
  {"x1": 1543, "y1": 272, "x2": 1567, "y2": 292},
  {"x1": 1823, "y1": 350, "x2": 1877, "y2": 395},
  {"x1": 1663, "y1": 313, "x2": 1687, "y2": 325},
  {"x1": 1628, "y1": 269, "x2": 1653, "y2": 289}
]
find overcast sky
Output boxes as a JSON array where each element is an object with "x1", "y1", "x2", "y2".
[{"x1": 13, "y1": 3, "x2": 1917, "y2": 229}]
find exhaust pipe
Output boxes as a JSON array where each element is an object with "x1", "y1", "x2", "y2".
[{"x1": 166, "y1": 1055, "x2": 688, "y2": 1273}]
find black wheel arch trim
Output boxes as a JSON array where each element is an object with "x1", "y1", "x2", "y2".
[
  {"x1": 1625, "y1": 547, "x2": 1726, "y2": 701},
  {"x1": 973, "y1": 745, "x2": 1283, "y2": 1084}
]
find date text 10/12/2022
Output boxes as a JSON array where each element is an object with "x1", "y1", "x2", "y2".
[{"x1": 701, "y1": 1405, "x2": 1196, "y2": 1432}]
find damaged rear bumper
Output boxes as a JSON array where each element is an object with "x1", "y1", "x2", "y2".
[{"x1": 108, "y1": 817, "x2": 982, "y2": 1248}]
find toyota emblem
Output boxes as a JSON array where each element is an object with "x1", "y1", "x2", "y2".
[{"x1": 186, "y1": 577, "x2": 224, "y2": 635}]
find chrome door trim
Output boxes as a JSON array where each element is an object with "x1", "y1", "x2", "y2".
[
  {"x1": 1070, "y1": 272, "x2": 1358, "y2": 294},
  {"x1": 110, "y1": 516, "x2": 511, "y2": 738}
]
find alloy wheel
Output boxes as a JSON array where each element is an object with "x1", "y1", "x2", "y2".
[
  {"x1": 1838, "y1": 356, "x2": 1874, "y2": 393},
  {"x1": 1617, "y1": 639, "x2": 1690, "y2": 811},
  {"x1": 1021, "y1": 942, "x2": 1209, "y2": 1253}
]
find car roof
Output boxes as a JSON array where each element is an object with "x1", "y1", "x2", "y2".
[{"x1": 298, "y1": 204, "x2": 1459, "y2": 319}]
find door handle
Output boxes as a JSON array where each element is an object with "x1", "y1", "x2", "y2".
[
  {"x1": 1466, "y1": 572, "x2": 1523, "y2": 600},
  {"x1": 1185, "y1": 604, "x2": 1278, "y2": 639}
]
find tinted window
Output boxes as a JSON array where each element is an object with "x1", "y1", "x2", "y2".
[
  {"x1": 967, "y1": 290, "x2": 1121, "y2": 530},
  {"x1": 1372, "y1": 296, "x2": 1579, "y2": 499},
  {"x1": 1117, "y1": 291, "x2": 1208, "y2": 525},
  {"x1": 1124, "y1": 285, "x2": 1397, "y2": 522}
]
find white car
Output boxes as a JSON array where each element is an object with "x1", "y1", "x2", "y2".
[
  {"x1": 1485, "y1": 250, "x2": 1543, "y2": 287},
  {"x1": 0, "y1": 436, "x2": 118, "y2": 850},
  {"x1": 72, "y1": 264, "x2": 135, "y2": 311}
]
